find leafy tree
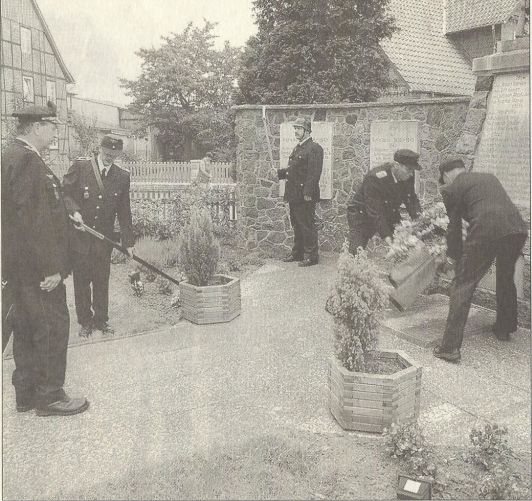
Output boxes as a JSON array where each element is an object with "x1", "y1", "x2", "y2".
[
  {"x1": 70, "y1": 111, "x2": 100, "y2": 158},
  {"x1": 121, "y1": 21, "x2": 241, "y2": 161},
  {"x1": 237, "y1": 0, "x2": 397, "y2": 104}
]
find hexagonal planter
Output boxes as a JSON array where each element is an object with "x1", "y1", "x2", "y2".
[
  {"x1": 328, "y1": 350, "x2": 422, "y2": 433},
  {"x1": 179, "y1": 274, "x2": 241, "y2": 324}
]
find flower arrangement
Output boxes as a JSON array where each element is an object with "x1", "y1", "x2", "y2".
[
  {"x1": 326, "y1": 242, "x2": 390, "y2": 372},
  {"x1": 387, "y1": 202, "x2": 449, "y2": 262}
]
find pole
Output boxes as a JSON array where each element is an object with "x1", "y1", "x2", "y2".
[{"x1": 69, "y1": 217, "x2": 182, "y2": 286}]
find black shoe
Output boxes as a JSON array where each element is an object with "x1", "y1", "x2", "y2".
[
  {"x1": 283, "y1": 255, "x2": 303, "y2": 263},
  {"x1": 433, "y1": 345, "x2": 461, "y2": 362},
  {"x1": 492, "y1": 324, "x2": 514, "y2": 341},
  {"x1": 78, "y1": 324, "x2": 93, "y2": 338},
  {"x1": 93, "y1": 322, "x2": 114, "y2": 335},
  {"x1": 36, "y1": 395, "x2": 89, "y2": 417},
  {"x1": 298, "y1": 259, "x2": 319, "y2": 267}
]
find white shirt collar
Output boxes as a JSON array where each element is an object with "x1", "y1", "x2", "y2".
[{"x1": 97, "y1": 154, "x2": 112, "y2": 175}]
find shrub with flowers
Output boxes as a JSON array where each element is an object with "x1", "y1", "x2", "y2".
[{"x1": 387, "y1": 202, "x2": 449, "y2": 262}]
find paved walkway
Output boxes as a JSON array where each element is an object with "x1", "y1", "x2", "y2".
[{"x1": 2, "y1": 254, "x2": 531, "y2": 499}]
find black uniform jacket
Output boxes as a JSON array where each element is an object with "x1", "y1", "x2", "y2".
[
  {"x1": 1, "y1": 139, "x2": 71, "y2": 283},
  {"x1": 440, "y1": 172, "x2": 528, "y2": 261},
  {"x1": 347, "y1": 162, "x2": 421, "y2": 239},
  {"x1": 277, "y1": 138, "x2": 323, "y2": 203},
  {"x1": 62, "y1": 156, "x2": 134, "y2": 256}
]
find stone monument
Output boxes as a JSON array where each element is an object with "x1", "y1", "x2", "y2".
[{"x1": 472, "y1": 38, "x2": 530, "y2": 298}]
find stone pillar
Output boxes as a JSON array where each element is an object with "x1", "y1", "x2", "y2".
[{"x1": 470, "y1": 38, "x2": 530, "y2": 315}]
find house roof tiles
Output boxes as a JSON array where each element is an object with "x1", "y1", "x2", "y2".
[
  {"x1": 445, "y1": 0, "x2": 518, "y2": 33},
  {"x1": 382, "y1": 0, "x2": 476, "y2": 96}
]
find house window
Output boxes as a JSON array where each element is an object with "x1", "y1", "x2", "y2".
[
  {"x1": 22, "y1": 76, "x2": 34, "y2": 102},
  {"x1": 21, "y1": 27, "x2": 32, "y2": 54},
  {"x1": 46, "y1": 80, "x2": 56, "y2": 103}
]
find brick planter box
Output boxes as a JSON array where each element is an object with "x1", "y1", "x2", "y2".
[
  {"x1": 328, "y1": 350, "x2": 422, "y2": 433},
  {"x1": 180, "y1": 274, "x2": 241, "y2": 324}
]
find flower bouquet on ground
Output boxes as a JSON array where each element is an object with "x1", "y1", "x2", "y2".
[{"x1": 386, "y1": 202, "x2": 451, "y2": 310}]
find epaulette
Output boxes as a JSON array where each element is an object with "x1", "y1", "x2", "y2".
[{"x1": 75, "y1": 156, "x2": 92, "y2": 160}]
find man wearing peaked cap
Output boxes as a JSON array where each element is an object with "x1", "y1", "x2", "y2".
[
  {"x1": 1, "y1": 101, "x2": 89, "y2": 416},
  {"x1": 433, "y1": 158, "x2": 528, "y2": 363},
  {"x1": 346, "y1": 148, "x2": 422, "y2": 255},
  {"x1": 62, "y1": 134, "x2": 134, "y2": 338},
  {"x1": 277, "y1": 117, "x2": 323, "y2": 267}
]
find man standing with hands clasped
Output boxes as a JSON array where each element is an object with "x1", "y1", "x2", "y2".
[
  {"x1": 63, "y1": 135, "x2": 135, "y2": 338},
  {"x1": 434, "y1": 158, "x2": 528, "y2": 363},
  {"x1": 1, "y1": 102, "x2": 89, "y2": 416},
  {"x1": 277, "y1": 117, "x2": 324, "y2": 267}
]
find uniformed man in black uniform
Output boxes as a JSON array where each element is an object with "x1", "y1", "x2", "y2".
[
  {"x1": 346, "y1": 149, "x2": 422, "y2": 254},
  {"x1": 278, "y1": 117, "x2": 324, "y2": 267},
  {"x1": 1, "y1": 102, "x2": 89, "y2": 416},
  {"x1": 63, "y1": 135, "x2": 135, "y2": 337},
  {"x1": 433, "y1": 158, "x2": 528, "y2": 363}
]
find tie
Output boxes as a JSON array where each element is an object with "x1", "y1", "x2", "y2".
[{"x1": 100, "y1": 168, "x2": 107, "y2": 179}]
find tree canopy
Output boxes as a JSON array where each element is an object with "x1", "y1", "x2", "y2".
[
  {"x1": 121, "y1": 21, "x2": 240, "y2": 161},
  {"x1": 237, "y1": 0, "x2": 397, "y2": 104}
]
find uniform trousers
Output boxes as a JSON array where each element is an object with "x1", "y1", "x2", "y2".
[
  {"x1": 347, "y1": 211, "x2": 374, "y2": 255},
  {"x1": 289, "y1": 201, "x2": 318, "y2": 261},
  {"x1": 12, "y1": 282, "x2": 69, "y2": 406},
  {"x1": 72, "y1": 243, "x2": 112, "y2": 326},
  {"x1": 441, "y1": 232, "x2": 527, "y2": 351}
]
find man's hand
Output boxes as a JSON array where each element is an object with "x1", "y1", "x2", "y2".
[
  {"x1": 304, "y1": 195, "x2": 312, "y2": 202},
  {"x1": 126, "y1": 247, "x2": 135, "y2": 258},
  {"x1": 40, "y1": 273, "x2": 61, "y2": 292},
  {"x1": 70, "y1": 212, "x2": 85, "y2": 231}
]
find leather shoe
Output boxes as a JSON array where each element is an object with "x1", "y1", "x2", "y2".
[
  {"x1": 283, "y1": 255, "x2": 303, "y2": 263},
  {"x1": 94, "y1": 322, "x2": 114, "y2": 335},
  {"x1": 298, "y1": 259, "x2": 318, "y2": 267},
  {"x1": 433, "y1": 345, "x2": 461, "y2": 362},
  {"x1": 16, "y1": 399, "x2": 35, "y2": 413},
  {"x1": 36, "y1": 396, "x2": 90, "y2": 417},
  {"x1": 78, "y1": 324, "x2": 93, "y2": 338}
]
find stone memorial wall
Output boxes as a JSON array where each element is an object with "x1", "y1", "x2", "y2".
[{"x1": 234, "y1": 98, "x2": 469, "y2": 255}]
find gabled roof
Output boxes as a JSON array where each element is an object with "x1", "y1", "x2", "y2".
[
  {"x1": 445, "y1": 0, "x2": 518, "y2": 34},
  {"x1": 381, "y1": 0, "x2": 475, "y2": 96},
  {"x1": 31, "y1": 0, "x2": 75, "y2": 83}
]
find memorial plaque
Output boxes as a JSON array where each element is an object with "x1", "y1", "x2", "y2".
[
  {"x1": 370, "y1": 120, "x2": 420, "y2": 169},
  {"x1": 279, "y1": 122, "x2": 333, "y2": 199},
  {"x1": 474, "y1": 73, "x2": 530, "y2": 210}
]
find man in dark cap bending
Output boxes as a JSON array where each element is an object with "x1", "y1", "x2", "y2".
[
  {"x1": 346, "y1": 149, "x2": 422, "y2": 254},
  {"x1": 433, "y1": 158, "x2": 528, "y2": 363},
  {"x1": 63, "y1": 135, "x2": 135, "y2": 337},
  {"x1": 2, "y1": 102, "x2": 89, "y2": 416}
]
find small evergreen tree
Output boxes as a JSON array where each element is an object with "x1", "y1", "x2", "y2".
[
  {"x1": 177, "y1": 207, "x2": 220, "y2": 286},
  {"x1": 326, "y1": 242, "x2": 390, "y2": 372}
]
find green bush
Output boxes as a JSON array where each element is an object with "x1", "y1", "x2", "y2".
[
  {"x1": 477, "y1": 464, "x2": 529, "y2": 499},
  {"x1": 133, "y1": 236, "x2": 179, "y2": 281},
  {"x1": 131, "y1": 183, "x2": 236, "y2": 240},
  {"x1": 384, "y1": 422, "x2": 437, "y2": 482},
  {"x1": 325, "y1": 242, "x2": 390, "y2": 372},
  {"x1": 177, "y1": 208, "x2": 220, "y2": 286},
  {"x1": 469, "y1": 423, "x2": 512, "y2": 471}
]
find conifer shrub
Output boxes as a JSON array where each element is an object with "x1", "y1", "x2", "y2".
[
  {"x1": 177, "y1": 207, "x2": 220, "y2": 286},
  {"x1": 326, "y1": 242, "x2": 390, "y2": 372}
]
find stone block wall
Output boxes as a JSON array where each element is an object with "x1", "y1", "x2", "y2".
[{"x1": 234, "y1": 98, "x2": 470, "y2": 255}]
